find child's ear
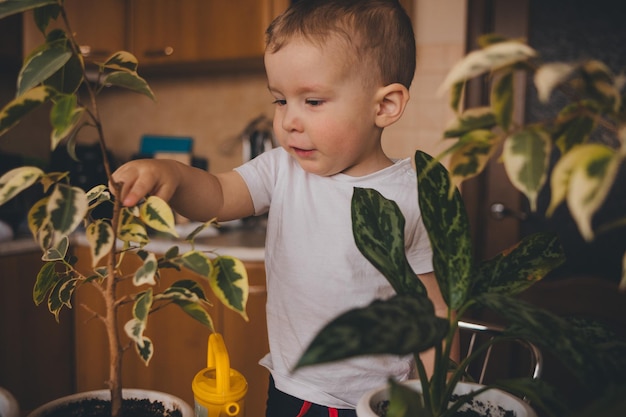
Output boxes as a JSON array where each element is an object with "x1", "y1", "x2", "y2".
[{"x1": 375, "y1": 83, "x2": 410, "y2": 128}]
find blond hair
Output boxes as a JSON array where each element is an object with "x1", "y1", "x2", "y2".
[{"x1": 265, "y1": 0, "x2": 416, "y2": 89}]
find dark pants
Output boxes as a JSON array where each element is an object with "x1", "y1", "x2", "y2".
[{"x1": 265, "y1": 376, "x2": 357, "y2": 417}]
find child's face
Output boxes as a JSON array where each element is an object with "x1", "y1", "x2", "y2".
[{"x1": 264, "y1": 37, "x2": 390, "y2": 177}]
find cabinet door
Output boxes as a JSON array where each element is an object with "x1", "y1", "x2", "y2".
[
  {"x1": 22, "y1": 0, "x2": 126, "y2": 62},
  {"x1": 129, "y1": 0, "x2": 282, "y2": 66}
]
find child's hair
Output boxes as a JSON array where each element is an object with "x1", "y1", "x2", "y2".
[{"x1": 265, "y1": 0, "x2": 416, "y2": 89}]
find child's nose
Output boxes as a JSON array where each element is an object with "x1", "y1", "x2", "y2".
[{"x1": 281, "y1": 106, "x2": 303, "y2": 132}]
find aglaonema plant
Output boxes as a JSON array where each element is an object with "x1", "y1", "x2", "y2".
[
  {"x1": 0, "y1": 1, "x2": 249, "y2": 416},
  {"x1": 296, "y1": 150, "x2": 626, "y2": 417}
]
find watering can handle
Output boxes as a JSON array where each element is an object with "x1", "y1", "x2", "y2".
[{"x1": 208, "y1": 333, "x2": 231, "y2": 393}]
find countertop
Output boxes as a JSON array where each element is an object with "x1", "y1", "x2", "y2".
[{"x1": 0, "y1": 226, "x2": 266, "y2": 262}]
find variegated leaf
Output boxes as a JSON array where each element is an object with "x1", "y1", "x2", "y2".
[
  {"x1": 139, "y1": 196, "x2": 178, "y2": 237},
  {"x1": 102, "y1": 51, "x2": 139, "y2": 72},
  {"x1": 0, "y1": 0, "x2": 57, "y2": 19},
  {"x1": 0, "y1": 166, "x2": 44, "y2": 205},
  {"x1": 415, "y1": 151, "x2": 473, "y2": 309},
  {"x1": 124, "y1": 289, "x2": 154, "y2": 365},
  {"x1": 48, "y1": 275, "x2": 73, "y2": 322},
  {"x1": 42, "y1": 235, "x2": 69, "y2": 261},
  {"x1": 297, "y1": 295, "x2": 448, "y2": 368},
  {"x1": 117, "y1": 207, "x2": 148, "y2": 244},
  {"x1": 18, "y1": 44, "x2": 72, "y2": 96},
  {"x1": 180, "y1": 250, "x2": 213, "y2": 277},
  {"x1": 185, "y1": 218, "x2": 218, "y2": 242},
  {"x1": 579, "y1": 60, "x2": 621, "y2": 112},
  {"x1": 449, "y1": 81, "x2": 465, "y2": 113},
  {"x1": 553, "y1": 101, "x2": 598, "y2": 153},
  {"x1": 534, "y1": 62, "x2": 576, "y2": 103},
  {"x1": 103, "y1": 71, "x2": 155, "y2": 101},
  {"x1": 155, "y1": 280, "x2": 210, "y2": 304},
  {"x1": 33, "y1": 262, "x2": 59, "y2": 306},
  {"x1": 28, "y1": 197, "x2": 49, "y2": 239},
  {"x1": 171, "y1": 300, "x2": 214, "y2": 330},
  {"x1": 86, "y1": 220, "x2": 114, "y2": 267},
  {"x1": 57, "y1": 277, "x2": 78, "y2": 309},
  {"x1": 491, "y1": 71, "x2": 514, "y2": 130},
  {"x1": 133, "y1": 251, "x2": 157, "y2": 286},
  {"x1": 447, "y1": 129, "x2": 499, "y2": 196},
  {"x1": 502, "y1": 126, "x2": 552, "y2": 212},
  {"x1": 0, "y1": 86, "x2": 52, "y2": 136},
  {"x1": 438, "y1": 41, "x2": 537, "y2": 95},
  {"x1": 443, "y1": 107, "x2": 497, "y2": 138},
  {"x1": 50, "y1": 94, "x2": 84, "y2": 150},
  {"x1": 351, "y1": 188, "x2": 424, "y2": 297},
  {"x1": 46, "y1": 184, "x2": 88, "y2": 243},
  {"x1": 210, "y1": 255, "x2": 249, "y2": 320},
  {"x1": 86, "y1": 185, "x2": 111, "y2": 210},
  {"x1": 39, "y1": 171, "x2": 69, "y2": 193}
]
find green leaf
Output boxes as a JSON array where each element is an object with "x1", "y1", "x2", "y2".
[
  {"x1": 0, "y1": 0, "x2": 57, "y2": 19},
  {"x1": 46, "y1": 183, "x2": 88, "y2": 243},
  {"x1": 296, "y1": 295, "x2": 448, "y2": 368},
  {"x1": 443, "y1": 107, "x2": 497, "y2": 138},
  {"x1": 48, "y1": 275, "x2": 73, "y2": 322},
  {"x1": 33, "y1": 262, "x2": 59, "y2": 306},
  {"x1": 124, "y1": 289, "x2": 154, "y2": 365},
  {"x1": 181, "y1": 250, "x2": 213, "y2": 277},
  {"x1": 50, "y1": 94, "x2": 85, "y2": 150},
  {"x1": 0, "y1": 86, "x2": 52, "y2": 136},
  {"x1": 85, "y1": 220, "x2": 114, "y2": 267},
  {"x1": 44, "y1": 52, "x2": 84, "y2": 95},
  {"x1": 185, "y1": 218, "x2": 218, "y2": 242},
  {"x1": 502, "y1": 126, "x2": 552, "y2": 212},
  {"x1": 387, "y1": 379, "x2": 426, "y2": 417},
  {"x1": 139, "y1": 196, "x2": 178, "y2": 237},
  {"x1": 491, "y1": 71, "x2": 514, "y2": 130},
  {"x1": 446, "y1": 129, "x2": 499, "y2": 194},
  {"x1": 472, "y1": 232, "x2": 565, "y2": 297},
  {"x1": 553, "y1": 101, "x2": 598, "y2": 153},
  {"x1": 133, "y1": 251, "x2": 158, "y2": 286},
  {"x1": 156, "y1": 279, "x2": 210, "y2": 303},
  {"x1": 449, "y1": 81, "x2": 465, "y2": 113},
  {"x1": 42, "y1": 235, "x2": 69, "y2": 261},
  {"x1": 415, "y1": 151, "x2": 473, "y2": 309},
  {"x1": 18, "y1": 44, "x2": 72, "y2": 96},
  {"x1": 0, "y1": 166, "x2": 44, "y2": 206},
  {"x1": 578, "y1": 60, "x2": 621, "y2": 113},
  {"x1": 33, "y1": 3, "x2": 61, "y2": 33},
  {"x1": 103, "y1": 71, "x2": 155, "y2": 101},
  {"x1": 210, "y1": 255, "x2": 249, "y2": 320},
  {"x1": 351, "y1": 188, "x2": 425, "y2": 297},
  {"x1": 172, "y1": 300, "x2": 214, "y2": 330}
]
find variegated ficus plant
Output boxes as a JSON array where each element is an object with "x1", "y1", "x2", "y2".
[
  {"x1": 0, "y1": 1, "x2": 248, "y2": 416},
  {"x1": 294, "y1": 35, "x2": 626, "y2": 417},
  {"x1": 436, "y1": 35, "x2": 626, "y2": 286}
]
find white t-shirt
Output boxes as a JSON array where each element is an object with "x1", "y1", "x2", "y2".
[{"x1": 235, "y1": 148, "x2": 433, "y2": 408}]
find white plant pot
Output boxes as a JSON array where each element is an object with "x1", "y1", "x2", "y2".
[
  {"x1": 27, "y1": 389, "x2": 194, "y2": 417},
  {"x1": 0, "y1": 387, "x2": 19, "y2": 417},
  {"x1": 356, "y1": 380, "x2": 537, "y2": 417}
]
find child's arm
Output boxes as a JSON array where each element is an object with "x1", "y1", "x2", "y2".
[{"x1": 110, "y1": 159, "x2": 255, "y2": 222}]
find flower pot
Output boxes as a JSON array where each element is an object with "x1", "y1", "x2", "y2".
[
  {"x1": 26, "y1": 389, "x2": 194, "y2": 417},
  {"x1": 0, "y1": 387, "x2": 19, "y2": 417},
  {"x1": 356, "y1": 380, "x2": 537, "y2": 417}
]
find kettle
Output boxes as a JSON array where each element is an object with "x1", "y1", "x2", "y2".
[{"x1": 241, "y1": 115, "x2": 275, "y2": 161}]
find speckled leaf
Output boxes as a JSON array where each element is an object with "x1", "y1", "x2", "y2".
[
  {"x1": 296, "y1": 295, "x2": 448, "y2": 368},
  {"x1": 103, "y1": 71, "x2": 155, "y2": 101},
  {"x1": 124, "y1": 289, "x2": 154, "y2": 365},
  {"x1": 211, "y1": 255, "x2": 249, "y2": 321},
  {"x1": 46, "y1": 184, "x2": 88, "y2": 243},
  {"x1": 0, "y1": 0, "x2": 57, "y2": 19},
  {"x1": 443, "y1": 107, "x2": 497, "y2": 138},
  {"x1": 415, "y1": 151, "x2": 473, "y2": 309},
  {"x1": 0, "y1": 86, "x2": 52, "y2": 136},
  {"x1": 491, "y1": 71, "x2": 514, "y2": 130},
  {"x1": 133, "y1": 251, "x2": 157, "y2": 286},
  {"x1": 472, "y1": 232, "x2": 565, "y2": 297},
  {"x1": 502, "y1": 126, "x2": 551, "y2": 212},
  {"x1": 86, "y1": 220, "x2": 114, "y2": 267},
  {"x1": 0, "y1": 166, "x2": 44, "y2": 205},
  {"x1": 351, "y1": 188, "x2": 424, "y2": 297},
  {"x1": 102, "y1": 51, "x2": 139, "y2": 72},
  {"x1": 139, "y1": 196, "x2": 178, "y2": 237},
  {"x1": 33, "y1": 262, "x2": 59, "y2": 306}
]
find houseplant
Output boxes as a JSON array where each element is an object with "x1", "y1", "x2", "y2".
[
  {"x1": 295, "y1": 36, "x2": 626, "y2": 417},
  {"x1": 0, "y1": 1, "x2": 249, "y2": 416}
]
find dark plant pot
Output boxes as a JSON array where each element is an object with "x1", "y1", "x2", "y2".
[
  {"x1": 356, "y1": 380, "x2": 537, "y2": 417},
  {"x1": 26, "y1": 389, "x2": 193, "y2": 417}
]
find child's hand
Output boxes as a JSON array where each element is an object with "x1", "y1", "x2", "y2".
[{"x1": 110, "y1": 159, "x2": 182, "y2": 207}]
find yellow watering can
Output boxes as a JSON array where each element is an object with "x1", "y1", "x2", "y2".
[{"x1": 192, "y1": 333, "x2": 248, "y2": 417}]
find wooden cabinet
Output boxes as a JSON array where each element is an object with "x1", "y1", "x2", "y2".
[
  {"x1": 72, "y1": 245, "x2": 269, "y2": 414},
  {"x1": 22, "y1": 0, "x2": 289, "y2": 70},
  {"x1": 0, "y1": 249, "x2": 74, "y2": 412}
]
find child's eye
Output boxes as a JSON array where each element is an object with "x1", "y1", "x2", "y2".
[
  {"x1": 272, "y1": 99, "x2": 287, "y2": 106},
  {"x1": 306, "y1": 99, "x2": 324, "y2": 106}
]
